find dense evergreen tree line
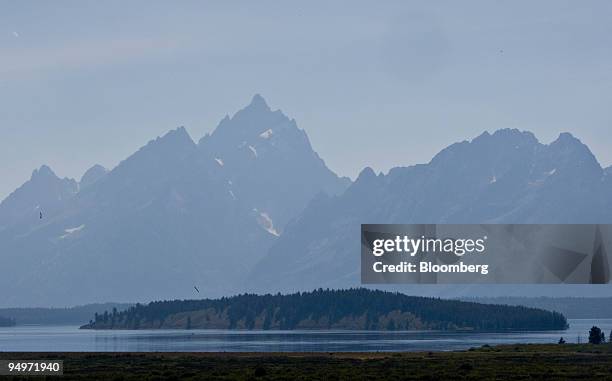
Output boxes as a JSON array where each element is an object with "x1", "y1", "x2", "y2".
[
  {"x1": 84, "y1": 289, "x2": 568, "y2": 331},
  {"x1": 0, "y1": 315, "x2": 16, "y2": 327}
]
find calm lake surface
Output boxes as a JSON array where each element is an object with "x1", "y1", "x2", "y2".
[{"x1": 1, "y1": 319, "x2": 610, "y2": 352}]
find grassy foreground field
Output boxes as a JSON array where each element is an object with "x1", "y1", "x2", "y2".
[{"x1": 2, "y1": 344, "x2": 612, "y2": 380}]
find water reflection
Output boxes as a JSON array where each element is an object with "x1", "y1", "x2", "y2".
[{"x1": 0, "y1": 319, "x2": 610, "y2": 352}]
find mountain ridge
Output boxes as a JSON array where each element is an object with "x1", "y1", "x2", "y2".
[
  {"x1": 0, "y1": 95, "x2": 350, "y2": 307},
  {"x1": 2, "y1": 99, "x2": 612, "y2": 305},
  {"x1": 247, "y1": 127, "x2": 612, "y2": 294}
]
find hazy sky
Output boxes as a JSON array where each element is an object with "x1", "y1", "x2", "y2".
[{"x1": 2, "y1": 1, "x2": 611, "y2": 200}]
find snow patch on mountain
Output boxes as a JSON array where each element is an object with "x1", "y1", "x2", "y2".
[
  {"x1": 259, "y1": 129, "x2": 273, "y2": 139},
  {"x1": 254, "y1": 209, "x2": 279, "y2": 237},
  {"x1": 60, "y1": 224, "x2": 85, "y2": 239}
]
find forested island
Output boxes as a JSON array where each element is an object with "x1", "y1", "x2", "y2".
[
  {"x1": 81, "y1": 289, "x2": 567, "y2": 331},
  {"x1": 0, "y1": 315, "x2": 16, "y2": 327}
]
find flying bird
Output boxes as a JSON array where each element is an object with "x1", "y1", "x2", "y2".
[
  {"x1": 12, "y1": 31, "x2": 19, "y2": 38},
  {"x1": 39, "y1": 211, "x2": 43, "y2": 219},
  {"x1": 194, "y1": 286, "x2": 200, "y2": 293}
]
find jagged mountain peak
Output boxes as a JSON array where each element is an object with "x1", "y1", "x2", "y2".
[
  {"x1": 430, "y1": 129, "x2": 539, "y2": 169},
  {"x1": 249, "y1": 129, "x2": 612, "y2": 294},
  {"x1": 80, "y1": 164, "x2": 108, "y2": 189},
  {"x1": 344, "y1": 166, "x2": 381, "y2": 200},
  {"x1": 195, "y1": 95, "x2": 350, "y2": 232},
  {"x1": 546, "y1": 132, "x2": 602, "y2": 174},
  {"x1": 355, "y1": 167, "x2": 377, "y2": 184},
  {"x1": 200, "y1": 95, "x2": 291, "y2": 147},
  {"x1": 235, "y1": 94, "x2": 277, "y2": 121},
  {"x1": 425, "y1": 129, "x2": 601, "y2": 182},
  {"x1": 28, "y1": 165, "x2": 77, "y2": 189},
  {"x1": 0, "y1": 96, "x2": 349, "y2": 305},
  {"x1": 490, "y1": 128, "x2": 537, "y2": 141},
  {"x1": 466, "y1": 129, "x2": 539, "y2": 151},
  {"x1": 102, "y1": 127, "x2": 199, "y2": 190},
  {"x1": 156, "y1": 126, "x2": 195, "y2": 146},
  {"x1": 248, "y1": 93, "x2": 270, "y2": 111},
  {"x1": 129, "y1": 127, "x2": 196, "y2": 160},
  {"x1": 554, "y1": 131, "x2": 579, "y2": 143},
  {"x1": 0, "y1": 165, "x2": 78, "y2": 229},
  {"x1": 549, "y1": 132, "x2": 592, "y2": 153},
  {"x1": 31, "y1": 164, "x2": 57, "y2": 180},
  {"x1": 81, "y1": 164, "x2": 107, "y2": 177}
]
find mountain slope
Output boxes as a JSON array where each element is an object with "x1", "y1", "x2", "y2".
[
  {"x1": 79, "y1": 164, "x2": 107, "y2": 189},
  {"x1": 0, "y1": 128, "x2": 272, "y2": 306},
  {"x1": 0, "y1": 165, "x2": 78, "y2": 230},
  {"x1": 198, "y1": 94, "x2": 350, "y2": 231},
  {"x1": 248, "y1": 129, "x2": 612, "y2": 293},
  {"x1": 0, "y1": 97, "x2": 349, "y2": 307}
]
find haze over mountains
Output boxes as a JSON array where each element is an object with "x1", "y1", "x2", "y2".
[
  {"x1": 249, "y1": 129, "x2": 612, "y2": 295},
  {"x1": 0, "y1": 96, "x2": 348, "y2": 307},
  {"x1": 1, "y1": 95, "x2": 611, "y2": 306},
  {"x1": 0, "y1": 165, "x2": 78, "y2": 230}
]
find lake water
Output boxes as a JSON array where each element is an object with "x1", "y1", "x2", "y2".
[{"x1": 1, "y1": 319, "x2": 610, "y2": 352}]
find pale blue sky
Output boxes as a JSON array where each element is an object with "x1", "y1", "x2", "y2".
[{"x1": 1, "y1": 1, "x2": 611, "y2": 199}]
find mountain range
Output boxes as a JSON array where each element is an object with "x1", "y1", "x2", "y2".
[
  {"x1": 0, "y1": 95, "x2": 347, "y2": 306},
  {"x1": 248, "y1": 129, "x2": 612, "y2": 295},
  {"x1": 1, "y1": 95, "x2": 611, "y2": 306}
]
